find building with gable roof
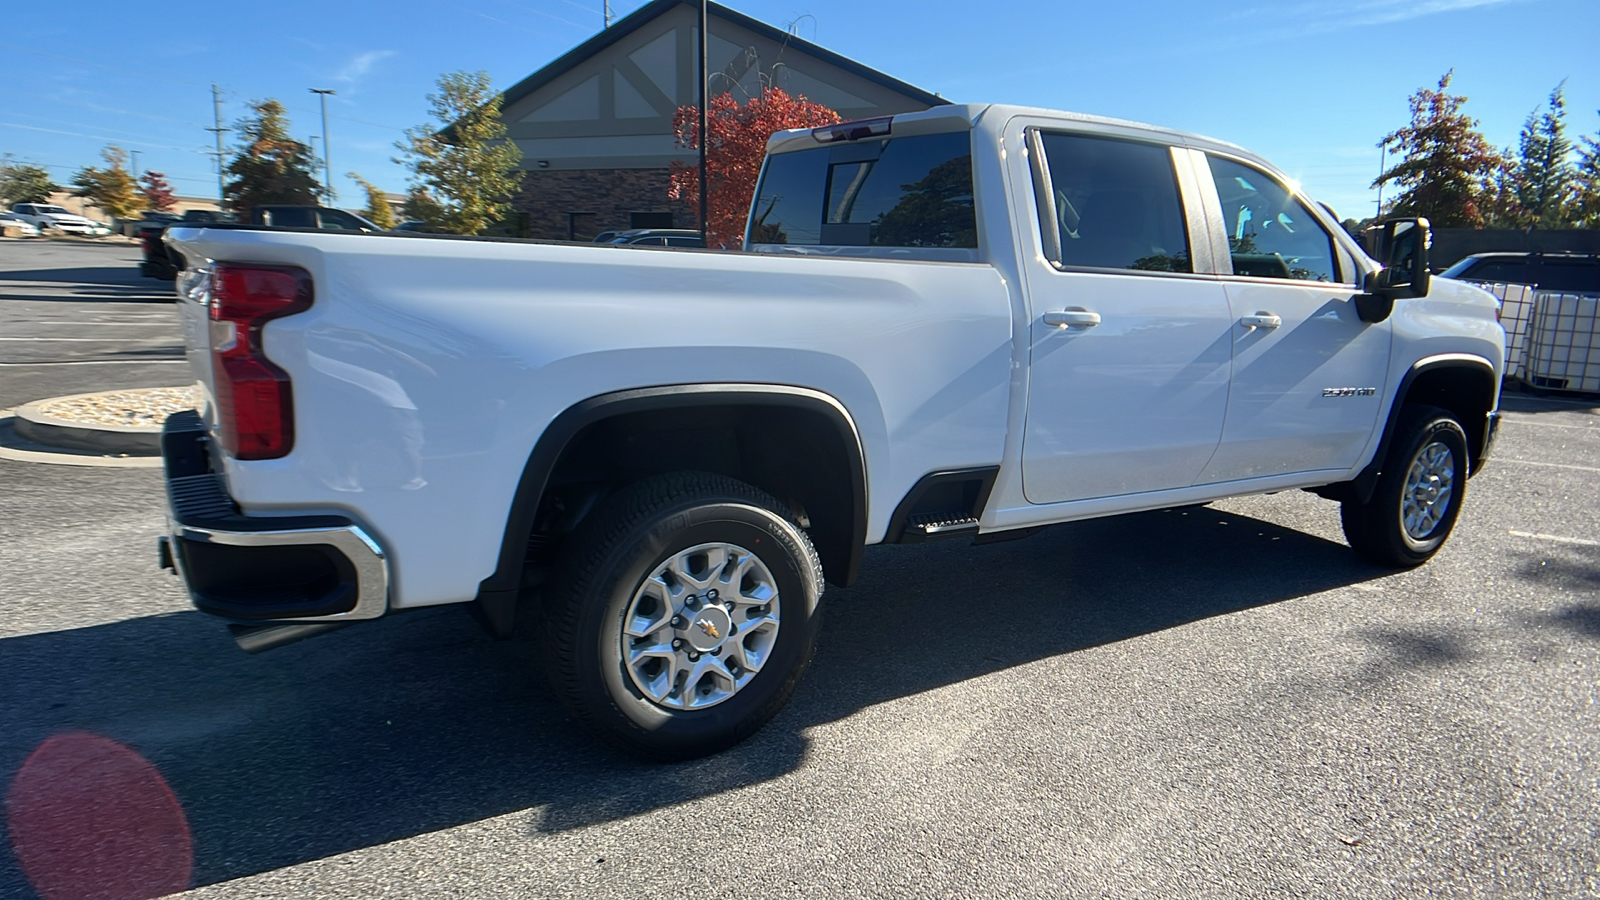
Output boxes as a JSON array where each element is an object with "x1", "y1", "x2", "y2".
[{"x1": 495, "y1": 0, "x2": 946, "y2": 241}]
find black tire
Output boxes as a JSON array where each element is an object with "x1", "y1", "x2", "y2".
[
  {"x1": 1341, "y1": 405, "x2": 1469, "y2": 567},
  {"x1": 542, "y1": 472, "x2": 823, "y2": 761}
]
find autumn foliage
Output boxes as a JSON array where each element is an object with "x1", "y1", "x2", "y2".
[
  {"x1": 1374, "y1": 71, "x2": 1500, "y2": 228},
  {"x1": 140, "y1": 171, "x2": 177, "y2": 212},
  {"x1": 668, "y1": 87, "x2": 839, "y2": 247}
]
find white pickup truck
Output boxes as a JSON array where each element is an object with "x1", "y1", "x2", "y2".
[{"x1": 159, "y1": 104, "x2": 1504, "y2": 759}]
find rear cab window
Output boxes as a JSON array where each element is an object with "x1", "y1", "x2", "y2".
[
  {"x1": 747, "y1": 129, "x2": 977, "y2": 258},
  {"x1": 1031, "y1": 131, "x2": 1193, "y2": 273}
]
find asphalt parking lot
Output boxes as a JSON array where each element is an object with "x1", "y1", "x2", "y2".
[{"x1": 1, "y1": 239, "x2": 1596, "y2": 898}]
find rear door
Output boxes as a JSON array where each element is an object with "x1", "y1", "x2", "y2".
[
  {"x1": 1018, "y1": 128, "x2": 1234, "y2": 504},
  {"x1": 1193, "y1": 153, "x2": 1390, "y2": 484}
]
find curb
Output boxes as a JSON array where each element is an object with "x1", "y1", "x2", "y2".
[
  {"x1": 0, "y1": 412, "x2": 161, "y2": 468},
  {"x1": 12, "y1": 397, "x2": 163, "y2": 456}
]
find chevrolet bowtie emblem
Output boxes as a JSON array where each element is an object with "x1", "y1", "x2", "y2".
[{"x1": 695, "y1": 618, "x2": 721, "y2": 640}]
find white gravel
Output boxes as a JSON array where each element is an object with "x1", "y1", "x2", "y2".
[{"x1": 35, "y1": 386, "x2": 200, "y2": 429}]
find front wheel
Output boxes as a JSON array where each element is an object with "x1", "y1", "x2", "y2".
[
  {"x1": 542, "y1": 472, "x2": 823, "y2": 760},
  {"x1": 1341, "y1": 405, "x2": 1469, "y2": 567}
]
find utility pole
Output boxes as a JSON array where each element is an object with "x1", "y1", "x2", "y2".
[
  {"x1": 698, "y1": 0, "x2": 708, "y2": 245},
  {"x1": 206, "y1": 83, "x2": 229, "y2": 207},
  {"x1": 311, "y1": 88, "x2": 336, "y2": 204},
  {"x1": 1375, "y1": 144, "x2": 1386, "y2": 221},
  {"x1": 604, "y1": 0, "x2": 612, "y2": 26},
  {"x1": 129, "y1": 150, "x2": 141, "y2": 180}
]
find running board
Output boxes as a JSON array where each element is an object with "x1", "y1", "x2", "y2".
[{"x1": 905, "y1": 513, "x2": 980, "y2": 541}]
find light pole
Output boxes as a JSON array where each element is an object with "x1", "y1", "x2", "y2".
[
  {"x1": 130, "y1": 150, "x2": 141, "y2": 180},
  {"x1": 310, "y1": 88, "x2": 336, "y2": 204}
]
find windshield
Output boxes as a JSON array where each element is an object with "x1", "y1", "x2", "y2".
[{"x1": 36, "y1": 205, "x2": 70, "y2": 215}]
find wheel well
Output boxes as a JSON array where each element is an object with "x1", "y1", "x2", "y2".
[
  {"x1": 531, "y1": 400, "x2": 864, "y2": 588},
  {"x1": 1402, "y1": 363, "x2": 1497, "y2": 470},
  {"x1": 1313, "y1": 358, "x2": 1499, "y2": 506}
]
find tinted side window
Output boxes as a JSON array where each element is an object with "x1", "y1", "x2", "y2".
[
  {"x1": 318, "y1": 210, "x2": 365, "y2": 230},
  {"x1": 1535, "y1": 258, "x2": 1600, "y2": 293},
  {"x1": 1457, "y1": 259, "x2": 1534, "y2": 285},
  {"x1": 1207, "y1": 156, "x2": 1338, "y2": 282},
  {"x1": 1037, "y1": 133, "x2": 1191, "y2": 272},
  {"x1": 749, "y1": 131, "x2": 976, "y2": 247}
]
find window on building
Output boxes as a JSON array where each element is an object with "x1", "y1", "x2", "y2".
[{"x1": 630, "y1": 212, "x2": 674, "y2": 229}]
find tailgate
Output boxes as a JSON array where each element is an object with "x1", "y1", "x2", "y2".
[{"x1": 172, "y1": 258, "x2": 217, "y2": 429}]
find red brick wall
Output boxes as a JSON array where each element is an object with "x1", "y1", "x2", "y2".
[{"x1": 510, "y1": 168, "x2": 695, "y2": 241}]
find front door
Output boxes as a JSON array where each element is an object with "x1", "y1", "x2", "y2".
[
  {"x1": 1194, "y1": 154, "x2": 1390, "y2": 484},
  {"x1": 1020, "y1": 130, "x2": 1234, "y2": 504}
]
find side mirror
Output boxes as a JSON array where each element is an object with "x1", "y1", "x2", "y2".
[{"x1": 1358, "y1": 217, "x2": 1431, "y2": 323}]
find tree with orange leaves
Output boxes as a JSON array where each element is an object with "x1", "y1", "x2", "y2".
[{"x1": 668, "y1": 87, "x2": 839, "y2": 247}]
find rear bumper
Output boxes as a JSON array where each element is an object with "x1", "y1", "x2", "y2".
[{"x1": 160, "y1": 410, "x2": 389, "y2": 623}]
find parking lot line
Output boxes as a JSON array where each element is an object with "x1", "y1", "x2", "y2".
[
  {"x1": 1508, "y1": 530, "x2": 1600, "y2": 547},
  {"x1": 1506, "y1": 420, "x2": 1597, "y2": 430},
  {"x1": 0, "y1": 360, "x2": 187, "y2": 366},
  {"x1": 0, "y1": 337, "x2": 177, "y2": 342},
  {"x1": 1500, "y1": 458, "x2": 1600, "y2": 473}
]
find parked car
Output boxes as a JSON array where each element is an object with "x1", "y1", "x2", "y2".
[
  {"x1": 607, "y1": 228, "x2": 705, "y2": 247},
  {"x1": 9, "y1": 202, "x2": 96, "y2": 235},
  {"x1": 392, "y1": 220, "x2": 434, "y2": 233},
  {"x1": 1440, "y1": 252, "x2": 1600, "y2": 295},
  {"x1": 138, "y1": 210, "x2": 240, "y2": 279},
  {"x1": 249, "y1": 206, "x2": 383, "y2": 232},
  {"x1": 157, "y1": 103, "x2": 1502, "y2": 760},
  {"x1": 141, "y1": 207, "x2": 379, "y2": 280},
  {"x1": 0, "y1": 212, "x2": 42, "y2": 237}
]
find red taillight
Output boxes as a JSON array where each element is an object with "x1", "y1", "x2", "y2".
[{"x1": 210, "y1": 264, "x2": 312, "y2": 459}]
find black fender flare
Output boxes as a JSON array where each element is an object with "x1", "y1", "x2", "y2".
[
  {"x1": 1348, "y1": 353, "x2": 1498, "y2": 504},
  {"x1": 472, "y1": 384, "x2": 870, "y2": 632}
]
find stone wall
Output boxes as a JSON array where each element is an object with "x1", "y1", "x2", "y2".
[{"x1": 509, "y1": 168, "x2": 695, "y2": 241}]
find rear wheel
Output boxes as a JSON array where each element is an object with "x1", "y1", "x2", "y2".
[
  {"x1": 542, "y1": 472, "x2": 822, "y2": 760},
  {"x1": 1341, "y1": 405, "x2": 1469, "y2": 567}
]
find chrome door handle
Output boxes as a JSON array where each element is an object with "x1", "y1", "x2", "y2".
[
  {"x1": 1239, "y1": 312, "x2": 1281, "y2": 329},
  {"x1": 1042, "y1": 309, "x2": 1101, "y2": 328}
]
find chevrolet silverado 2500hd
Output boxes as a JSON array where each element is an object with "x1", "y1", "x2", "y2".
[{"x1": 158, "y1": 104, "x2": 1504, "y2": 759}]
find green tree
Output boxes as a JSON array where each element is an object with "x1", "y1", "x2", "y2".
[
  {"x1": 1574, "y1": 112, "x2": 1600, "y2": 228},
  {"x1": 399, "y1": 187, "x2": 444, "y2": 227},
  {"x1": 395, "y1": 70, "x2": 523, "y2": 235},
  {"x1": 1374, "y1": 71, "x2": 1499, "y2": 227},
  {"x1": 224, "y1": 99, "x2": 323, "y2": 212},
  {"x1": 347, "y1": 172, "x2": 397, "y2": 228},
  {"x1": 140, "y1": 170, "x2": 178, "y2": 212},
  {"x1": 70, "y1": 146, "x2": 142, "y2": 219},
  {"x1": 1510, "y1": 83, "x2": 1577, "y2": 228},
  {"x1": 1478, "y1": 149, "x2": 1521, "y2": 228},
  {"x1": 0, "y1": 157, "x2": 59, "y2": 204}
]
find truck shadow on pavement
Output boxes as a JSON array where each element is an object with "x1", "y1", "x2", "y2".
[
  {"x1": 0, "y1": 507, "x2": 1391, "y2": 893},
  {"x1": 0, "y1": 266, "x2": 172, "y2": 303}
]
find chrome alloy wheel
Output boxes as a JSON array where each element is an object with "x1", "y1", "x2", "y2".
[
  {"x1": 1401, "y1": 440, "x2": 1455, "y2": 541},
  {"x1": 621, "y1": 542, "x2": 781, "y2": 710}
]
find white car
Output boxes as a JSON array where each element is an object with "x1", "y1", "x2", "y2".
[
  {"x1": 10, "y1": 202, "x2": 96, "y2": 235},
  {"x1": 0, "y1": 212, "x2": 42, "y2": 237}
]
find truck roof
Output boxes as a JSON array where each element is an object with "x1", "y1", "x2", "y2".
[{"x1": 765, "y1": 103, "x2": 1270, "y2": 173}]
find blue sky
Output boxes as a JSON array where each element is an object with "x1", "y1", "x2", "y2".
[{"x1": 3, "y1": 0, "x2": 1596, "y2": 221}]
